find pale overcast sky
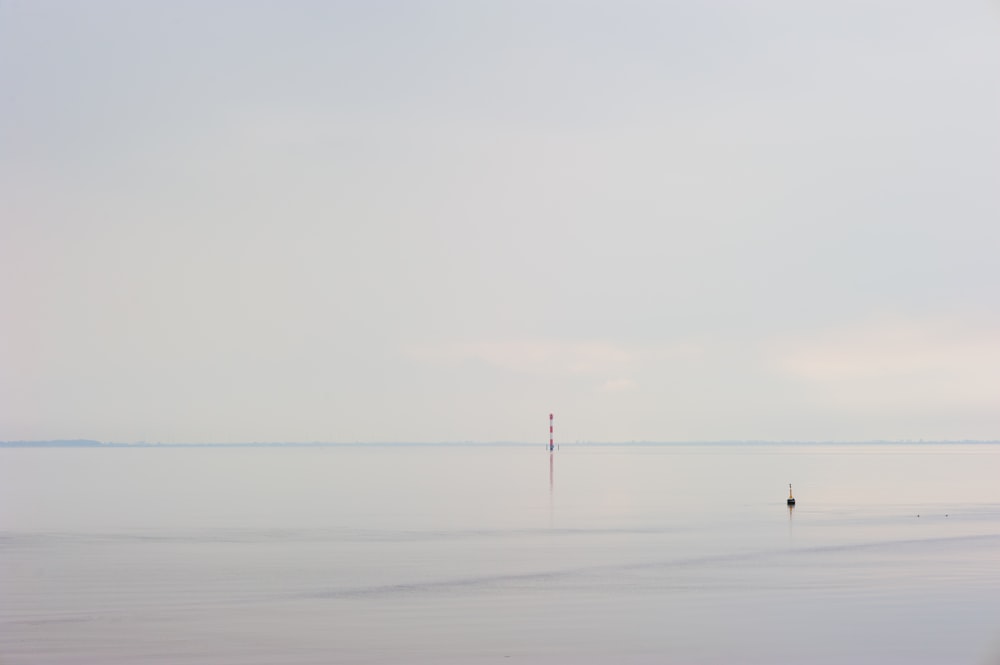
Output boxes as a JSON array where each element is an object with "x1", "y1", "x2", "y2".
[{"x1": 2, "y1": 1, "x2": 998, "y2": 443}]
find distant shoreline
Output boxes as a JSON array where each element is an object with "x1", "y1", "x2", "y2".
[{"x1": 3, "y1": 440, "x2": 999, "y2": 448}]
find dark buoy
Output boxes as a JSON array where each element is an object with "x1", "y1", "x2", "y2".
[{"x1": 787, "y1": 483, "x2": 796, "y2": 506}]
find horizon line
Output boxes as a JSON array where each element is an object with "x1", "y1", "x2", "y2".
[{"x1": 3, "y1": 439, "x2": 1000, "y2": 447}]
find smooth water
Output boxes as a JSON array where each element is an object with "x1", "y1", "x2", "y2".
[{"x1": 2, "y1": 444, "x2": 999, "y2": 664}]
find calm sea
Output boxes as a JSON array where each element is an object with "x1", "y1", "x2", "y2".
[{"x1": 1, "y1": 443, "x2": 999, "y2": 664}]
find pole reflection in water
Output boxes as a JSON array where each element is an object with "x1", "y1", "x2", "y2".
[
  {"x1": 548, "y1": 452, "x2": 554, "y2": 528},
  {"x1": 549, "y1": 452, "x2": 553, "y2": 491}
]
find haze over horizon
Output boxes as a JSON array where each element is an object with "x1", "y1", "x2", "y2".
[
  {"x1": 3, "y1": 438, "x2": 1000, "y2": 447},
  {"x1": 3, "y1": 1, "x2": 999, "y2": 444}
]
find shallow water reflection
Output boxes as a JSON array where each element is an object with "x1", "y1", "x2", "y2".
[{"x1": 2, "y1": 444, "x2": 999, "y2": 664}]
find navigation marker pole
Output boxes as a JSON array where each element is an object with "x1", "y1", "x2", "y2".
[{"x1": 549, "y1": 413, "x2": 554, "y2": 452}]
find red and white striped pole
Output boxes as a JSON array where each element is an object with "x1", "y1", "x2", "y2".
[{"x1": 549, "y1": 413, "x2": 554, "y2": 451}]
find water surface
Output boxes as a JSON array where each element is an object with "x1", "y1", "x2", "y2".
[{"x1": 2, "y1": 444, "x2": 999, "y2": 664}]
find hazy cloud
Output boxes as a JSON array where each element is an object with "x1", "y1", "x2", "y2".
[{"x1": 2, "y1": 1, "x2": 998, "y2": 442}]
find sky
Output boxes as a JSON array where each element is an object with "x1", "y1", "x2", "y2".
[{"x1": 2, "y1": 1, "x2": 999, "y2": 443}]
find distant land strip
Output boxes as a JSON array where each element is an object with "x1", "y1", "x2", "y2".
[{"x1": 2, "y1": 440, "x2": 1000, "y2": 448}]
